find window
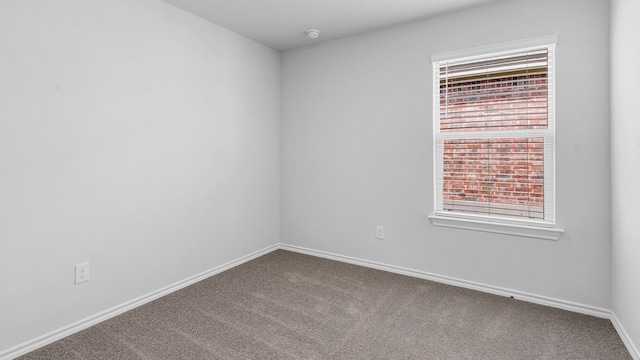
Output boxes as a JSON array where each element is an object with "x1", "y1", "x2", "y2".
[{"x1": 429, "y1": 36, "x2": 563, "y2": 240}]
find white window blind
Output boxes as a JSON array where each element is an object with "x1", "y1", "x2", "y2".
[{"x1": 433, "y1": 42, "x2": 556, "y2": 226}]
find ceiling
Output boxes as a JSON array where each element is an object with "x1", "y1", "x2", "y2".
[{"x1": 161, "y1": 0, "x2": 507, "y2": 51}]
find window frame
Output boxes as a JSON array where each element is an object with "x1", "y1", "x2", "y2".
[{"x1": 429, "y1": 36, "x2": 564, "y2": 240}]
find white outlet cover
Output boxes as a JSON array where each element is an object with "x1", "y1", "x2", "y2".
[{"x1": 75, "y1": 262, "x2": 90, "y2": 284}]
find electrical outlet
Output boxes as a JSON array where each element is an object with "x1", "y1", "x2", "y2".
[
  {"x1": 376, "y1": 226, "x2": 384, "y2": 240},
  {"x1": 75, "y1": 262, "x2": 90, "y2": 284}
]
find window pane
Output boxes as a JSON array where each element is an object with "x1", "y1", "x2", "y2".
[
  {"x1": 439, "y1": 50, "x2": 548, "y2": 132},
  {"x1": 442, "y1": 137, "x2": 544, "y2": 219}
]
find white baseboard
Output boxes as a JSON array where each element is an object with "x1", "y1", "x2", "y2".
[
  {"x1": 0, "y1": 244, "x2": 279, "y2": 360},
  {"x1": 611, "y1": 312, "x2": 640, "y2": 360},
  {"x1": 278, "y1": 244, "x2": 612, "y2": 318}
]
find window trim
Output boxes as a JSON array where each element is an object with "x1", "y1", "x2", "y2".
[
  {"x1": 431, "y1": 35, "x2": 558, "y2": 63},
  {"x1": 428, "y1": 215, "x2": 564, "y2": 240},
  {"x1": 430, "y1": 36, "x2": 563, "y2": 239}
]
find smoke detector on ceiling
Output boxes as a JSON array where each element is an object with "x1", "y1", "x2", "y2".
[{"x1": 306, "y1": 29, "x2": 320, "y2": 39}]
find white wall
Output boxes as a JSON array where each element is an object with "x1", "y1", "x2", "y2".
[
  {"x1": 611, "y1": 0, "x2": 640, "y2": 355},
  {"x1": 281, "y1": 0, "x2": 611, "y2": 308},
  {"x1": 0, "y1": 0, "x2": 279, "y2": 352}
]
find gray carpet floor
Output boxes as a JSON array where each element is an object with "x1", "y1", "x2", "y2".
[{"x1": 19, "y1": 250, "x2": 631, "y2": 359}]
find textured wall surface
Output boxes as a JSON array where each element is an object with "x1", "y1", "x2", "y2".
[
  {"x1": 281, "y1": 0, "x2": 611, "y2": 309},
  {"x1": 611, "y1": 0, "x2": 640, "y2": 356},
  {"x1": 0, "y1": 0, "x2": 280, "y2": 352}
]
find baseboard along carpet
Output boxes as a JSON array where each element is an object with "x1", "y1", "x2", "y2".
[{"x1": 18, "y1": 250, "x2": 631, "y2": 359}]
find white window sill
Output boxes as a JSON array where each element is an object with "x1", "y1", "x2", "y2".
[{"x1": 428, "y1": 215, "x2": 564, "y2": 240}]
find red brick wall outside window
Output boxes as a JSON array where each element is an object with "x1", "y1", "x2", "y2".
[{"x1": 439, "y1": 65, "x2": 548, "y2": 220}]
